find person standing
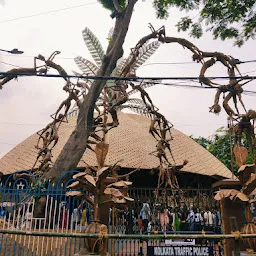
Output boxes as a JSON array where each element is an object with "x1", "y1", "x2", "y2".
[
  {"x1": 213, "y1": 208, "x2": 222, "y2": 234},
  {"x1": 186, "y1": 207, "x2": 195, "y2": 231},
  {"x1": 72, "y1": 207, "x2": 80, "y2": 230},
  {"x1": 179, "y1": 201, "x2": 188, "y2": 231},
  {"x1": 203, "y1": 208, "x2": 213, "y2": 232},
  {"x1": 194, "y1": 208, "x2": 203, "y2": 231},
  {"x1": 158, "y1": 207, "x2": 169, "y2": 232},
  {"x1": 24, "y1": 204, "x2": 33, "y2": 230},
  {"x1": 174, "y1": 208, "x2": 181, "y2": 231},
  {"x1": 140, "y1": 201, "x2": 151, "y2": 233}
]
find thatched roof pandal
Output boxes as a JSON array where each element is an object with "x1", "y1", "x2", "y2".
[{"x1": 0, "y1": 112, "x2": 233, "y2": 179}]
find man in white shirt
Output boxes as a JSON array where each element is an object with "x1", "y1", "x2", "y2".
[
  {"x1": 194, "y1": 208, "x2": 203, "y2": 231},
  {"x1": 203, "y1": 208, "x2": 213, "y2": 232}
]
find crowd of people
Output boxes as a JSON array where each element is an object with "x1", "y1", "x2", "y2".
[
  {"x1": 115, "y1": 201, "x2": 222, "y2": 234},
  {"x1": 0, "y1": 199, "x2": 222, "y2": 235}
]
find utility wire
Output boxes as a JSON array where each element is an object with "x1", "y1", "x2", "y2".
[
  {"x1": 0, "y1": 141, "x2": 16, "y2": 146},
  {"x1": 142, "y1": 62, "x2": 196, "y2": 66},
  {"x1": 0, "y1": 72, "x2": 255, "y2": 81},
  {"x1": 144, "y1": 81, "x2": 256, "y2": 94},
  {"x1": 0, "y1": 2, "x2": 98, "y2": 24},
  {"x1": 0, "y1": 61, "x2": 22, "y2": 68},
  {"x1": 0, "y1": 122, "x2": 44, "y2": 126}
]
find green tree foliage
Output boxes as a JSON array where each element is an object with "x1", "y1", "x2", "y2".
[
  {"x1": 191, "y1": 127, "x2": 255, "y2": 175},
  {"x1": 99, "y1": 0, "x2": 127, "y2": 11},
  {"x1": 153, "y1": 0, "x2": 256, "y2": 46}
]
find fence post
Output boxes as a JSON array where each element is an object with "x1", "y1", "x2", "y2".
[
  {"x1": 234, "y1": 238, "x2": 241, "y2": 256},
  {"x1": 139, "y1": 239, "x2": 143, "y2": 256},
  {"x1": 230, "y1": 217, "x2": 240, "y2": 256}
]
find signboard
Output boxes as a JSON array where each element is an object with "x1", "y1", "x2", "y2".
[
  {"x1": 165, "y1": 239, "x2": 195, "y2": 245},
  {"x1": 147, "y1": 245, "x2": 214, "y2": 256}
]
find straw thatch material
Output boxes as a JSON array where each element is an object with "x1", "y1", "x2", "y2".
[{"x1": 0, "y1": 112, "x2": 233, "y2": 179}]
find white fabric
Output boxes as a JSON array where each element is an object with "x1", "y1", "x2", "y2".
[
  {"x1": 204, "y1": 211, "x2": 213, "y2": 225},
  {"x1": 195, "y1": 212, "x2": 203, "y2": 223}
]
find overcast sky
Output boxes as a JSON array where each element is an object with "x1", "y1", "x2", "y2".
[{"x1": 0, "y1": 0, "x2": 255, "y2": 158}]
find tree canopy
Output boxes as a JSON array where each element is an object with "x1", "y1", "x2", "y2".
[
  {"x1": 154, "y1": 0, "x2": 256, "y2": 46},
  {"x1": 191, "y1": 127, "x2": 255, "y2": 175},
  {"x1": 99, "y1": 0, "x2": 256, "y2": 46}
]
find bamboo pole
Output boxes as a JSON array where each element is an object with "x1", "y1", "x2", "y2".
[{"x1": 0, "y1": 229, "x2": 255, "y2": 240}]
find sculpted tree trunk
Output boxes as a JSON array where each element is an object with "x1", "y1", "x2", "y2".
[{"x1": 45, "y1": 0, "x2": 137, "y2": 181}]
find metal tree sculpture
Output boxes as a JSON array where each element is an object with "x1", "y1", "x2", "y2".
[
  {"x1": 73, "y1": 26, "x2": 161, "y2": 117},
  {"x1": 65, "y1": 116, "x2": 137, "y2": 255}
]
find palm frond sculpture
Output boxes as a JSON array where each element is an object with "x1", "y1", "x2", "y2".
[{"x1": 73, "y1": 27, "x2": 161, "y2": 116}]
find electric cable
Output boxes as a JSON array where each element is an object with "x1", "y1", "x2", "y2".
[
  {"x1": 0, "y1": 141, "x2": 16, "y2": 146},
  {"x1": 0, "y1": 72, "x2": 255, "y2": 81},
  {"x1": 0, "y1": 2, "x2": 98, "y2": 24},
  {"x1": 0, "y1": 61, "x2": 22, "y2": 68}
]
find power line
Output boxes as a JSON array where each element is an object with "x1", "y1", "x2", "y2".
[
  {"x1": 0, "y1": 72, "x2": 255, "y2": 81},
  {"x1": 0, "y1": 122, "x2": 44, "y2": 126},
  {"x1": 142, "y1": 62, "x2": 196, "y2": 66},
  {"x1": 242, "y1": 69, "x2": 256, "y2": 75},
  {"x1": 142, "y1": 81, "x2": 256, "y2": 95},
  {"x1": 0, "y1": 141, "x2": 16, "y2": 146},
  {"x1": 0, "y1": 2, "x2": 98, "y2": 24},
  {"x1": 142, "y1": 59, "x2": 256, "y2": 67},
  {"x1": 0, "y1": 61, "x2": 22, "y2": 68}
]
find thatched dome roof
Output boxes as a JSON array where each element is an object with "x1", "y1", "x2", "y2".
[{"x1": 0, "y1": 112, "x2": 233, "y2": 179}]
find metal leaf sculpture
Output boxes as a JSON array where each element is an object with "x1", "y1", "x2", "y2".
[
  {"x1": 84, "y1": 174, "x2": 96, "y2": 187},
  {"x1": 123, "y1": 196, "x2": 134, "y2": 202},
  {"x1": 107, "y1": 27, "x2": 114, "y2": 39},
  {"x1": 115, "y1": 58, "x2": 127, "y2": 75},
  {"x1": 67, "y1": 181, "x2": 82, "y2": 189},
  {"x1": 97, "y1": 166, "x2": 111, "y2": 181},
  {"x1": 107, "y1": 180, "x2": 132, "y2": 188},
  {"x1": 66, "y1": 191, "x2": 83, "y2": 197},
  {"x1": 72, "y1": 70, "x2": 93, "y2": 84},
  {"x1": 74, "y1": 56, "x2": 99, "y2": 76},
  {"x1": 119, "y1": 104, "x2": 149, "y2": 116},
  {"x1": 215, "y1": 189, "x2": 240, "y2": 201},
  {"x1": 126, "y1": 98, "x2": 147, "y2": 106},
  {"x1": 250, "y1": 188, "x2": 256, "y2": 197},
  {"x1": 245, "y1": 173, "x2": 256, "y2": 188},
  {"x1": 244, "y1": 173, "x2": 256, "y2": 195},
  {"x1": 236, "y1": 192, "x2": 249, "y2": 201},
  {"x1": 73, "y1": 172, "x2": 88, "y2": 179},
  {"x1": 233, "y1": 145, "x2": 248, "y2": 167},
  {"x1": 95, "y1": 142, "x2": 109, "y2": 168},
  {"x1": 104, "y1": 187, "x2": 123, "y2": 197},
  {"x1": 82, "y1": 27, "x2": 105, "y2": 66},
  {"x1": 73, "y1": 27, "x2": 162, "y2": 120},
  {"x1": 133, "y1": 41, "x2": 160, "y2": 71},
  {"x1": 237, "y1": 164, "x2": 255, "y2": 186},
  {"x1": 127, "y1": 81, "x2": 161, "y2": 96}
]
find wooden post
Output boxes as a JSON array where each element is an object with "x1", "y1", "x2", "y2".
[
  {"x1": 234, "y1": 239, "x2": 241, "y2": 256},
  {"x1": 111, "y1": 207, "x2": 115, "y2": 256},
  {"x1": 230, "y1": 217, "x2": 240, "y2": 256}
]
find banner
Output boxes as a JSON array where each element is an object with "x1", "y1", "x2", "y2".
[
  {"x1": 165, "y1": 239, "x2": 195, "y2": 245},
  {"x1": 147, "y1": 245, "x2": 214, "y2": 256}
]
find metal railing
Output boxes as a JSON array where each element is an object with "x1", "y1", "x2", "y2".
[
  {"x1": 0, "y1": 171, "x2": 221, "y2": 255},
  {"x1": 0, "y1": 229, "x2": 254, "y2": 256}
]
